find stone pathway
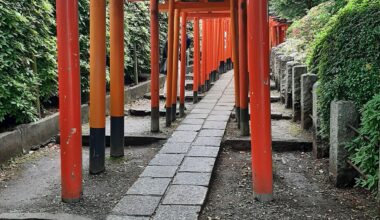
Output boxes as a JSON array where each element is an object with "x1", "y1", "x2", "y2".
[{"x1": 107, "y1": 71, "x2": 235, "y2": 220}]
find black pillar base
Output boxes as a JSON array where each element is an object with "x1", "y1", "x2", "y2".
[
  {"x1": 171, "y1": 104, "x2": 177, "y2": 122},
  {"x1": 166, "y1": 107, "x2": 172, "y2": 127},
  {"x1": 240, "y1": 108, "x2": 250, "y2": 136},
  {"x1": 90, "y1": 128, "x2": 106, "y2": 174},
  {"x1": 193, "y1": 91, "x2": 198, "y2": 104},
  {"x1": 110, "y1": 116, "x2": 124, "y2": 158},
  {"x1": 151, "y1": 106, "x2": 160, "y2": 132},
  {"x1": 179, "y1": 103, "x2": 185, "y2": 117},
  {"x1": 235, "y1": 106, "x2": 241, "y2": 129}
]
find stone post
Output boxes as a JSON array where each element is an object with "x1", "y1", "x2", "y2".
[
  {"x1": 274, "y1": 53, "x2": 283, "y2": 91},
  {"x1": 292, "y1": 65, "x2": 307, "y2": 122},
  {"x1": 312, "y1": 82, "x2": 328, "y2": 158},
  {"x1": 300, "y1": 74, "x2": 317, "y2": 129},
  {"x1": 329, "y1": 100, "x2": 359, "y2": 187},
  {"x1": 285, "y1": 61, "x2": 299, "y2": 109},
  {"x1": 280, "y1": 56, "x2": 294, "y2": 103}
]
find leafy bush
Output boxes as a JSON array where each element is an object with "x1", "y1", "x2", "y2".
[
  {"x1": 347, "y1": 94, "x2": 380, "y2": 191},
  {"x1": 270, "y1": 0, "x2": 328, "y2": 20},
  {"x1": 307, "y1": 0, "x2": 380, "y2": 139},
  {"x1": 0, "y1": 0, "x2": 56, "y2": 123}
]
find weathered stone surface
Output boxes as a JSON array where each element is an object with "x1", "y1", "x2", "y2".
[
  {"x1": 0, "y1": 213, "x2": 90, "y2": 220},
  {"x1": 285, "y1": 61, "x2": 299, "y2": 109},
  {"x1": 188, "y1": 146, "x2": 220, "y2": 158},
  {"x1": 301, "y1": 74, "x2": 317, "y2": 129},
  {"x1": 112, "y1": 195, "x2": 161, "y2": 216},
  {"x1": 280, "y1": 56, "x2": 294, "y2": 103},
  {"x1": 169, "y1": 131, "x2": 198, "y2": 143},
  {"x1": 176, "y1": 124, "x2": 202, "y2": 131},
  {"x1": 274, "y1": 54, "x2": 284, "y2": 90},
  {"x1": 159, "y1": 143, "x2": 191, "y2": 154},
  {"x1": 179, "y1": 157, "x2": 216, "y2": 172},
  {"x1": 198, "y1": 129, "x2": 225, "y2": 137},
  {"x1": 203, "y1": 121, "x2": 227, "y2": 129},
  {"x1": 292, "y1": 65, "x2": 308, "y2": 122},
  {"x1": 214, "y1": 105, "x2": 234, "y2": 111},
  {"x1": 153, "y1": 205, "x2": 201, "y2": 220},
  {"x1": 185, "y1": 113, "x2": 208, "y2": 119},
  {"x1": 210, "y1": 110, "x2": 231, "y2": 116},
  {"x1": 149, "y1": 154, "x2": 185, "y2": 166},
  {"x1": 329, "y1": 101, "x2": 359, "y2": 187},
  {"x1": 140, "y1": 166, "x2": 178, "y2": 178},
  {"x1": 195, "y1": 103, "x2": 216, "y2": 109},
  {"x1": 311, "y1": 82, "x2": 328, "y2": 159},
  {"x1": 173, "y1": 172, "x2": 212, "y2": 186},
  {"x1": 162, "y1": 185, "x2": 208, "y2": 205},
  {"x1": 181, "y1": 118, "x2": 205, "y2": 125},
  {"x1": 191, "y1": 108, "x2": 211, "y2": 114},
  {"x1": 206, "y1": 114, "x2": 230, "y2": 122},
  {"x1": 107, "y1": 215, "x2": 149, "y2": 220},
  {"x1": 193, "y1": 136, "x2": 222, "y2": 147},
  {"x1": 127, "y1": 178, "x2": 171, "y2": 196}
]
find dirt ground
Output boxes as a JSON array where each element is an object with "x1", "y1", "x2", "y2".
[
  {"x1": 0, "y1": 142, "x2": 164, "y2": 220},
  {"x1": 200, "y1": 144, "x2": 380, "y2": 220}
]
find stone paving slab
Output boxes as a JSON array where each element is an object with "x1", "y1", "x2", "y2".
[
  {"x1": 140, "y1": 166, "x2": 178, "y2": 178},
  {"x1": 107, "y1": 71, "x2": 235, "y2": 220},
  {"x1": 153, "y1": 205, "x2": 201, "y2": 220},
  {"x1": 192, "y1": 136, "x2": 222, "y2": 147},
  {"x1": 149, "y1": 154, "x2": 185, "y2": 166},
  {"x1": 169, "y1": 131, "x2": 198, "y2": 143},
  {"x1": 176, "y1": 124, "x2": 202, "y2": 131},
  {"x1": 172, "y1": 172, "x2": 212, "y2": 186},
  {"x1": 198, "y1": 129, "x2": 225, "y2": 137},
  {"x1": 179, "y1": 157, "x2": 216, "y2": 173},
  {"x1": 159, "y1": 143, "x2": 191, "y2": 154},
  {"x1": 188, "y1": 146, "x2": 220, "y2": 158},
  {"x1": 203, "y1": 121, "x2": 228, "y2": 129},
  {"x1": 107, "y1": 215, "x2": 149, "y2": 220},
  {"x1": 112, "y1": 195, "x2": 161, "y2": 216},
  {"x1": 162, "y1": 185, "x2": 208, "y2": 205},
  {"x1": 126, "y1": 178, "x2": 171, "y2": 196}
]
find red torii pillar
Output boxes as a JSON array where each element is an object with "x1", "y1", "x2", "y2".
[
  {"x1": 56, "y1": 0, "x2": 83, "y2": 203},
  {"x1": 247, "y1": 0, "x2": 273, "y2": 201},
  {"x1": 150, "y1": 0, "x2": 160, "y2": 131},
  {"x1": 179, "y1": 12, "x2": 187, "y2": 117}
]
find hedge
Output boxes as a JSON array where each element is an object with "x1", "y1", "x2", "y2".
[
  {"x1": 347, "y1": 94, "x2": 380, "y2": 191},
  {"x1": 307, "y1": 0, "x2": 380, "y2": 139}
]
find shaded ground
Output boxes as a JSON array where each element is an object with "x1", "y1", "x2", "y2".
[
  {"x1": 0, "y1": 143, "x2": 164, "y2": 219},
  {"x1": 200, "y1": 144, "x2": 379, "y2": 220}
]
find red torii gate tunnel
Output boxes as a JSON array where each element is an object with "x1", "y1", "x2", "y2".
[{"x1": 56, "y1": 0, "x2": 272, "y2": 203}]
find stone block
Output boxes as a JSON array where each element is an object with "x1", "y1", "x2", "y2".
[
  {"x1": 179, "y1": 157, "x2": 216, "y2": 172},
  {"x1": 169, "y1": 131, "x2": 198, "y2": 143},
  {"x1": 193, "y1": 137, "x2": 222, "y2": 147},
  {"x1": 153, "y1": 205, "x2": 201, "y2": 220},
  {"x1": 191, "y1": 108, "x2": 211, "y2": 114},
  {"x1": 107, "y1": 215, "x2": 149, "y2": 220},
  {"x1": 285, "y1": 61, "x2": 300, "y2": 109},
  {"x1": 181, "y1": 118, "x2": 205, "y2": 125},
  {"x1": 126, "y1": 178, "x2": 171, "y2": 196},
  {"x1": 329, "y1": 100, "x2": 359, "y2": 187},
  {"x1": 162, "y1": 185, "x2": 208, "y2": 205},
  {"x1": 280, "y1": 56, "x2": 294, "y2": 103},
  {"x1": 140, "y1": 166, "x2": 178, "y2": 178},
  {"x1": 301, "y1": 74, "x2": 317, "y2": 129},
  {"x1": 202, "y1": 121, "x2": 227, "y2": 130},
  {"x1": 274, "y1": 53, "x2": 284, "y2": 90},
  {"x1": 176, "y1": 124, "x2": 202, "y2": 132},
  {"x1": 185, "y1": 113, "x2": 208, "y2": 119},
  {"x1": 206, "y1": 115, "x2": 230, "y2": 122},
  {"x1": 112, "y1": 195, "x2": 161, "y2": 216},
  {"x1": 311, "y1": 82, "x2": 328, "y2": 158},
  {"x1": 292, "y1": 65, "x2": 308, "y2": 122},
  {"x1": 198, "y1": 129, "x2": 225, "y2": 137},
  {"x1": 149, "y1": 154, "x2": 185, "y2": 166},
  {"x1": 188, "y1": 146, "x2": 220, "y2": 158},
  {"x1": 159, "y1": 143, "x2": 191, "y2": 154},
  {"x1": 173, "y1": 172, "x2": 212, "y2": 186}
]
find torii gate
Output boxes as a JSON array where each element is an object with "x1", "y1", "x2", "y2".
[{"x1": 55, "y1": 0, "x2": 272, "y2": 203}]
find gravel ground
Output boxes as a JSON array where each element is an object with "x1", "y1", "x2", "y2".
[
  {"x1": 200, "y1": 145, "x2": 380, "y2": 220},
  {"x1": 0, "y1": 142, "x2": 165, "y2": 220}
]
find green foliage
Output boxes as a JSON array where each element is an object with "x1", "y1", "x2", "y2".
[
  {"x1": 0, "y1": 0, "x2": 56, "y2": 123},
  {"x1": 307, "y1": 0, "x2": 380, "y2": 139},
  {"x1": 347, "y1": 94, "x2": 380, "y2": 191},
  {"x1": 270, "y1": 0, "x2": 328, "y2": 20}
]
